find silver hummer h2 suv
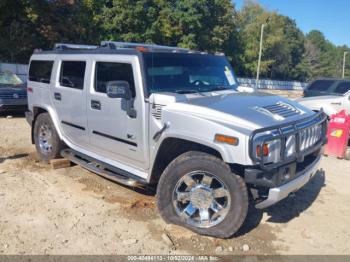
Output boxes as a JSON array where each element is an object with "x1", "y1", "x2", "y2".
[{"x1": 25, "y1": 41, "x2": 327, "y2": 238}]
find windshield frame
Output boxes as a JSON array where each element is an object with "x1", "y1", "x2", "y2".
[{"x1": 141, "y1": 52, "x2": 238, "y2": 97}]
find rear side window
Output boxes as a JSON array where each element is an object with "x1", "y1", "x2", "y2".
[
  {"x1": 29, "y1": 60, "x2": 53, "y2": 84},
  {"x1": 307, "y1": 80, "x2": 335, "y2": 91},
  {"x1": 334, "y1": 81, "x2": 350, "y2": 94},
  {"x1": 59, "y1": 61, "x2": 86, "y2": 90},
  {"x1": 94, "y1": 62, "x2": 135, "y2": 97}
]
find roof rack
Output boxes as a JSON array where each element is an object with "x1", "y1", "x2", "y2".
[
  {"x1": 100, "y1": 41, "x2": 189, "y2": 52},
  {"x1": 51, "y1": 41, "x2": 203, "y2": 54},
  {"x1": 54, "y1": 43, "x2": 98, "y2": 50}
]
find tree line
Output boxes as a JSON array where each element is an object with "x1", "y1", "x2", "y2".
[{"x1": 0, "y1": 0, "x2": 349, "y2": 81}]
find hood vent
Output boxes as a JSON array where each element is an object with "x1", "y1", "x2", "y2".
[
  {"x1": 253, "y1": 101, "x2": 303, "y2": 120},
  {"x1": 263, "y1": 102, "x2": 302, "y2": 119},
  {"x1": 152, "y1": 105, "x2": 163, "y2": 120}
]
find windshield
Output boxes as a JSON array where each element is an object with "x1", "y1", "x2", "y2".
[
  {"x1": 0, "y1": 71, "x2": 23, "y2": 86},
  {"x1": 143, "y1": 53, "x2": 238, "y2": 95}
]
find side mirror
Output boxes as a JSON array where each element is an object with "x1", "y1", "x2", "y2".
[
  {"x1": 106, "y1": 80, "x2": 136, "y2": 118},
  {"x1": 106, "y1": 81, "x2": 132, "y2": 100}
]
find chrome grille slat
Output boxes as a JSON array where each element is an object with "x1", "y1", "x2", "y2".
[{"x1": 298, "y1": 123, "x2": 322, "y2": 152}]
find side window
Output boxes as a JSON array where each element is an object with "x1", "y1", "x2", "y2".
[
  {"x1": 307, "y1": 80, "x2": 335, "y2": 91},
  {"x1": 334, "y1": 81, "x2": 350, "y2": 95},
  {"x1": 29, "y1": 60, "x2": 54, "y2": 84},
  {"x1": 59, "y1": 61, "x2": 86, "y2": 90},
  {"x1": 95, "y1": 62, "x2": 135, "y2": 97}
]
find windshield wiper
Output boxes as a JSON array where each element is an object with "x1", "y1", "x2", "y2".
[
  {"x1": 210, "y1": 86, "x2": 231, "y2": 91},
  {"x1": 173, "y1": 89, "x2": 206, "y2": 96}
]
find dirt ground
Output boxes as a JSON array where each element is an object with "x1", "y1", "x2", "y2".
[{"x1": 0, "y1": 112, "x2": 350, "y2": 255}]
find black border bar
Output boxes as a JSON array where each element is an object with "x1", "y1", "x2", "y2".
[{"x1": 92, "y1": 130, "x2": 137, "y2": 147}]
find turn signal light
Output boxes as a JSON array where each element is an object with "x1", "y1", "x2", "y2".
[
  {"x1": 215, "y1": 134, "x2": 239, "y2": 145},
  {"x1": 256, "y1": 144, "x2": 269, "y2": 157}
]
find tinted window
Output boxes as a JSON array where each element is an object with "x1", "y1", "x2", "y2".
[
  {"x1": 334, "y1": 81, "x2": 350, "y2": 94},
  {"x1": 95, "y1": 62, "x2": 135, "y2": 97},
  {"x1": 307, "y1": 80, "x2": 335, "y2": 91},
  {"x1": 29, "y1": 60, "x2": 53, "y2": 83},
  {"x1": 60, "y1": 61, "x2": 86, "y2": 89},
  {"x1": 143, "y1": 53, "x2": 238, "y2": 95}
]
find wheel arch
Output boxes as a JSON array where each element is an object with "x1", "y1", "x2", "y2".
[
  {"x1": 31, "y1": 106, "x2": 49, "y2": 144},
  {"x1": 150, "y1": 137, "x2": 223, "y2": 185},
  {"x1": 31, "y1": 106, "x2": 63, "y2": 144}
]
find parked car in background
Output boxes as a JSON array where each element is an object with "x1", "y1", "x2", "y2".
[
  {"x1": 301, "y1": 79, "x2": 350, "y2": 117},
  {"x1": 298, "y1": 90, "x2": 350, "y2": 117},
  {"x1": 0, "y1": 71, "x2": 27, "y2": 113},
  {"x1": 303, "y1": 79, "x2": 350, "y2": 97}
]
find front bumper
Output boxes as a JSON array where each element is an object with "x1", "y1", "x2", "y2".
[
  {"x1": 255, "y1": 154, "x2": 321, "y2": 209},
  {"x1": 0, "y1": 98, "x2": 28, "y2": 112}
]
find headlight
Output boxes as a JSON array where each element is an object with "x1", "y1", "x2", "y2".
[{"x1": 254, "y1": 138, "x2": 281, "y2": 163}]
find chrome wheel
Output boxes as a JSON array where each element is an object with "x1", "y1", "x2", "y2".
[
  {"x1": 173, "y1": 171, "x2": 231, "y2": 228},
  {"x1": 38, "y1": 124, "x2": 53, "y2": 155}
]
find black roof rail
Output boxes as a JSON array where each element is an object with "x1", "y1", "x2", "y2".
[
  {"x1": 100, "y1": 41, "x2": 190, "y2": 52},
  {"x1": 49, "y1": 41, "x2": 214, "y2": 55},
  {"x1": 54, "y1": 43, "x2": 98, "y2": 50}
]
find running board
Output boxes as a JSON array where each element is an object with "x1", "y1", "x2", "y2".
[{"x1": 60, "y1": 149, "x2": 147, "y2": 188}]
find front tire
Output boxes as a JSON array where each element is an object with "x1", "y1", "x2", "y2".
[
  {"x1": 156, "y1": 151, "x2": 248, "y2": 238},
  {"x1": 33, "y1": 113, "x2": 64, "y2": 162}
]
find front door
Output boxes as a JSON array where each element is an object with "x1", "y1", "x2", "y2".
[
  {"x1": 86, "y1": 56, "x2": 148, "y2": 171},
  {"x1": 51, "y1": 58, "x2": 89, "y2": 146}
]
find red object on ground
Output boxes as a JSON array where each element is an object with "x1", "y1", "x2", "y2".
[{"x1": 324, "y1": 110, "x2": 350, "y2": 158}]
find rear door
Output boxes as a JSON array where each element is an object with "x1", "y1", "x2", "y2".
[
  {"x1": 86, "y1": 55, "x2": 149, "y2": 170},
  {"x1": 51, "y1": 58, "x2": 89, "y2": 146}
]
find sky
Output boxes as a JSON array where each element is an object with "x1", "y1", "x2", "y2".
[{"x1": 234, "y1": 0, "x2": 350, "y2": 47}]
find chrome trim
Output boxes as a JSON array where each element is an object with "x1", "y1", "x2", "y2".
[
  {"x1": 249, "y1": 111, "x2": 327, "y2": 170},
  {"x1": 255, "y1": 154, "x2": 321, "y2": 209},
  {"x1": 173, "y1": 171, "x2": 231, "y2": 228}
]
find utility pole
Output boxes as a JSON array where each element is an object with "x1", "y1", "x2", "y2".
[
  {"x1": 256, "y1": 17, "x2": 270, "y2": 90},
  {"x1": 342, "y1": 51, "x2": 348, "y2": 79}
]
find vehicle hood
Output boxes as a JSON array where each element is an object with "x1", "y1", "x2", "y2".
[{"x1": 157, "y1": 92, "x2": 315, "y2": 130}]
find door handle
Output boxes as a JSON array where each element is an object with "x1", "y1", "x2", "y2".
[
  {"x1": 54, "y1": 92, "x2": 61, "y2": 101},
  {"x1": 91, "y1": 100, "x2": 101, "y2": 110}
]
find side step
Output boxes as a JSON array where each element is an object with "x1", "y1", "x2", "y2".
[{"x1": 60, "y1": 149, "x2": 147, "y2": 188}]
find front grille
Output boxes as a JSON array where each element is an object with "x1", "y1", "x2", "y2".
[
  {"x1": 263, "y1": 101, "x2": 302, "y2": 118},
  {"x1": 0, "y1": 93, "x2": 27, "y2": 99},
  {"x1": 299, "y1": 123, "x2": 323, "y2": 151},
  {"x1": 249, "y1": 111, "x2": 327, "y2": 170}
]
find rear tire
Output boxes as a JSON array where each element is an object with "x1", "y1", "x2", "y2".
[
  {"x1": 156, "y1": 151, "x2": 248, "y2": 238},
  {"x1": 33, "y1": 113, "x2": 64, "y2": 162}
]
